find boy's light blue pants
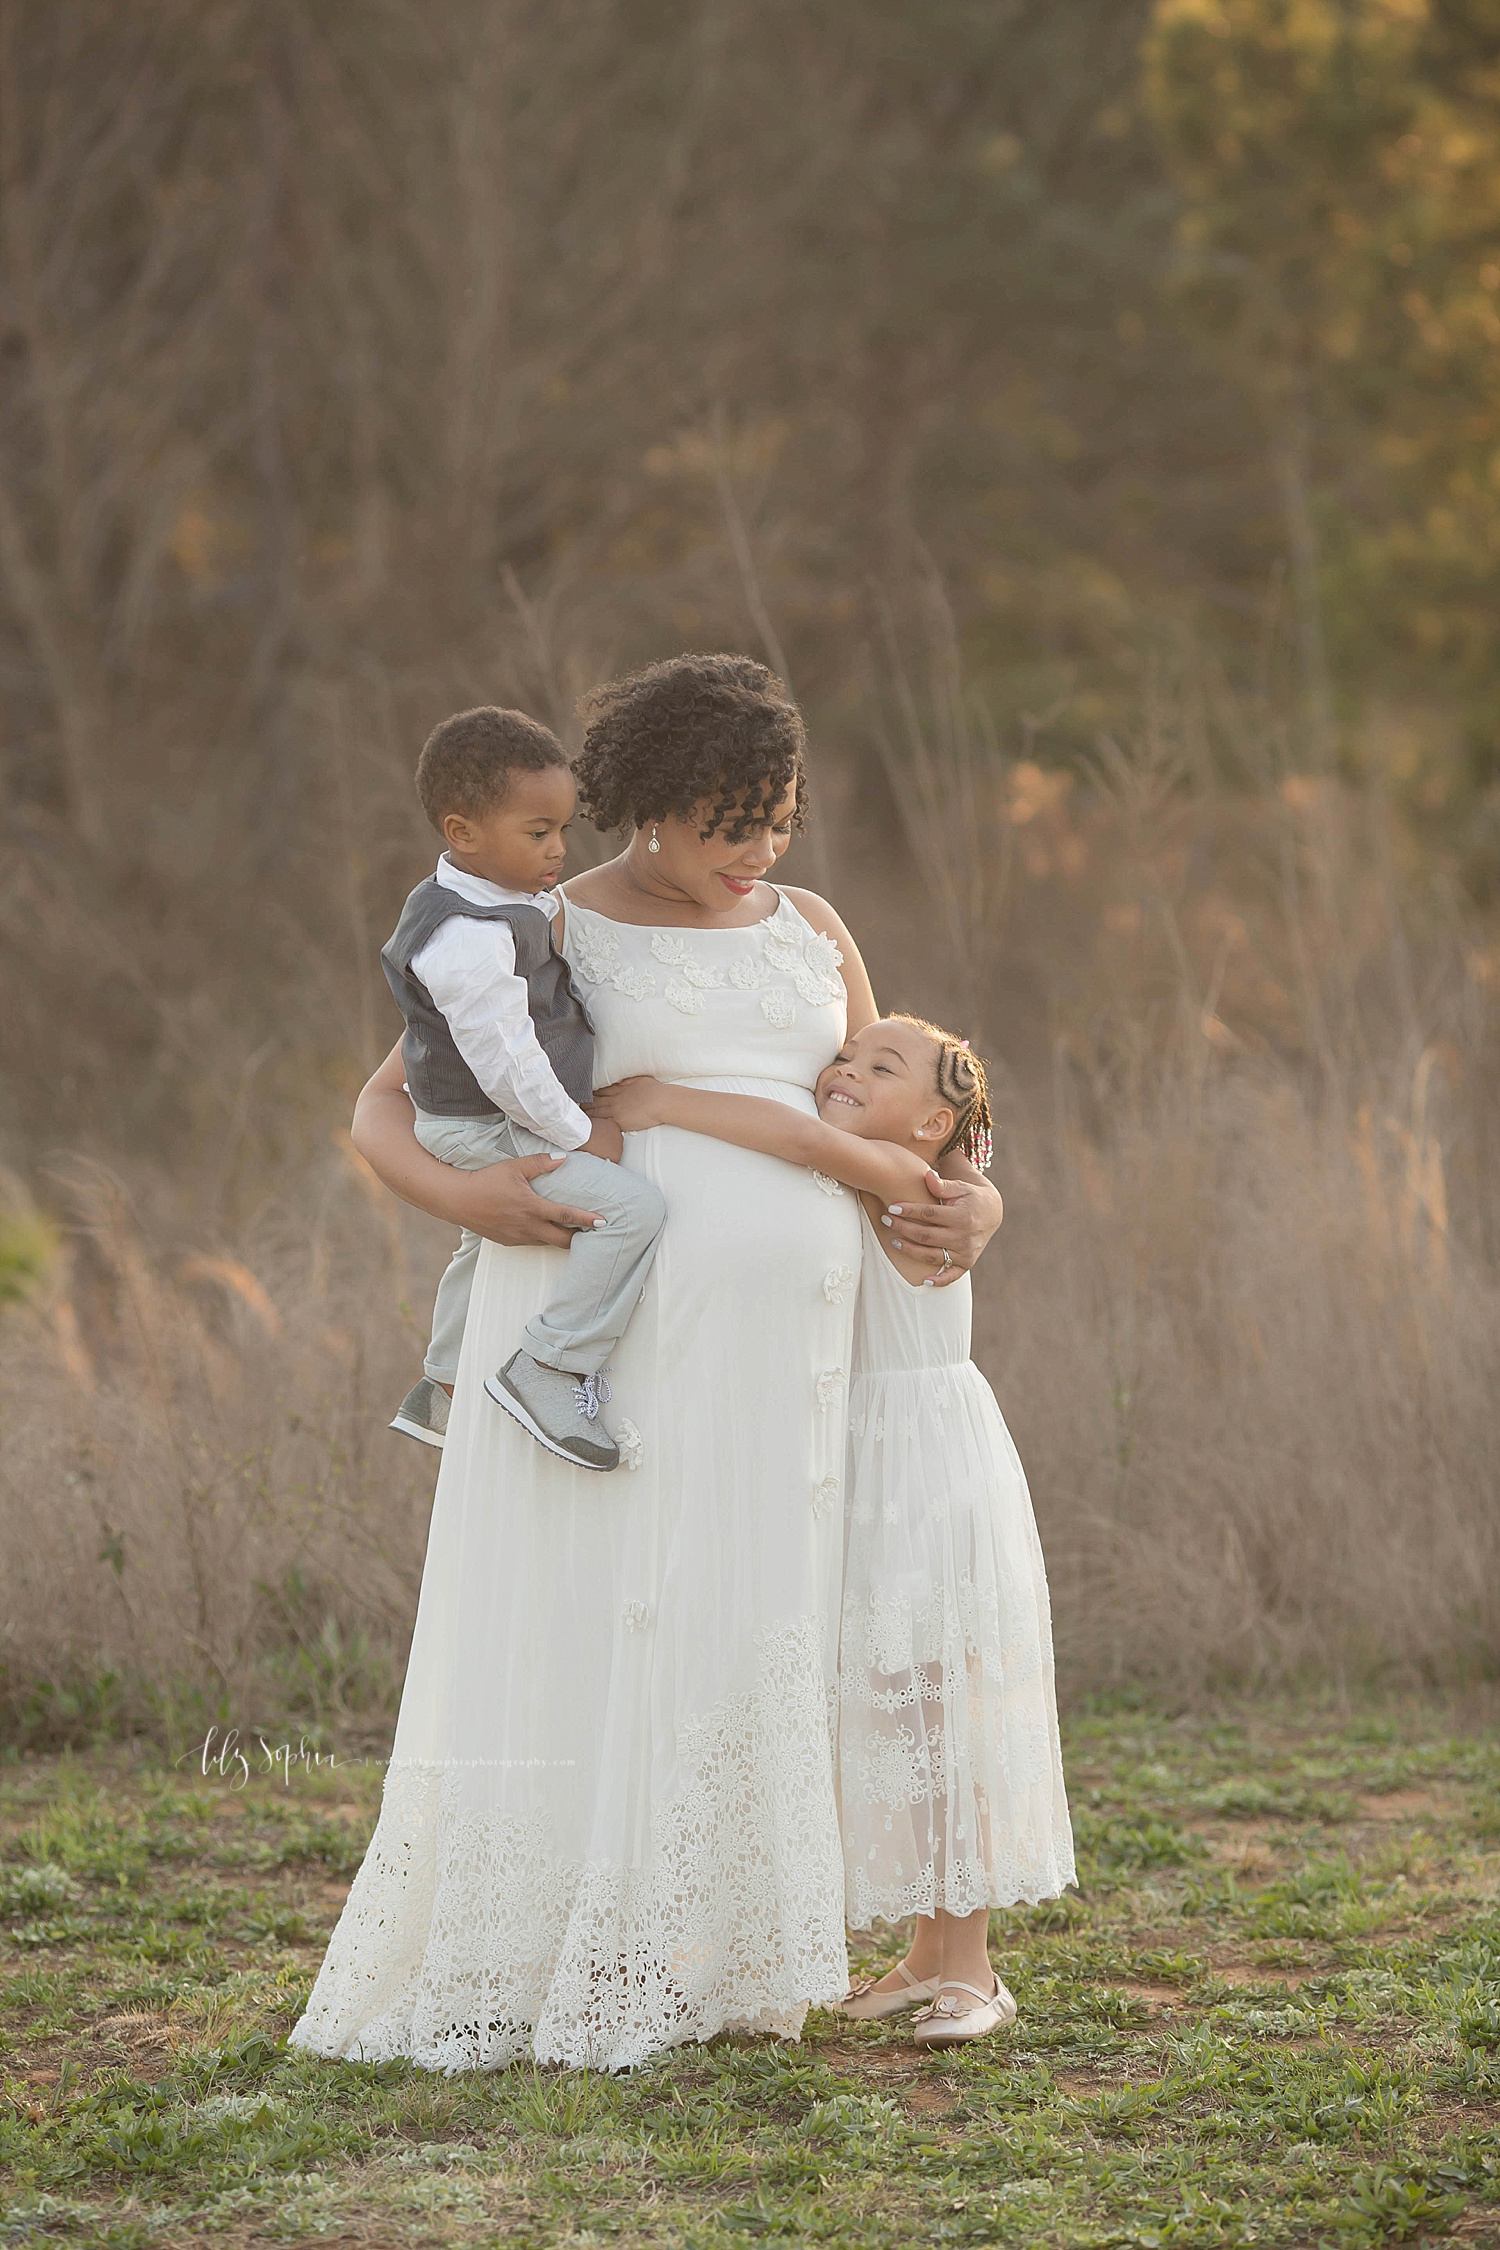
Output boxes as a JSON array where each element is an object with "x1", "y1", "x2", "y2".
[{"x1": 414, "y1": 1112, "x2": 666, "y2": 1385}]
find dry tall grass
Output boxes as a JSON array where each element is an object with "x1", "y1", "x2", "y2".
[
  {"x1": 3, "y1": 658, "x2": 1495, "y2": 1742},
  {"x1": 0, "y1": 1146, "x2": 446, "y2": 1746},
  {"x1": 3, "y1": 5, "x2": 1495, "y2": 1748},
  {"x1": 863, "y1": 618, "x2": 1499, "y2": 1699},
  {"x1": 989, "y1": 1052, "x2": 1497, "y2": 1694}
]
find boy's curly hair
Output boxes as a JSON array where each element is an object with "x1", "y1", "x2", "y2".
[
  {"x1": 890, "y1": 1014, "x2": 995, "y2": 1172},
  {"x1": 415, "y1": 706, "x2": 568, "y2": 829},
  {"x1": 573, "y1": 653, "x2": 809, "y2": 841}
]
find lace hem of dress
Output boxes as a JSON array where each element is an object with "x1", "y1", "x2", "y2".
[
  {"x1": 842, "y1": 1577, "x2": 1051, "y2": 1682},
  {"x1": 848, "y1": 1849, "x2": 1076, "y2": 1930},
  {"x1": 287, "y1": 1617, "x2": 846, "y2": 2075}
]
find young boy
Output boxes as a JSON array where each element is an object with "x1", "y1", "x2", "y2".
[{"x1": 381, "y1": 706, "x2": 665, "y2": 1471}]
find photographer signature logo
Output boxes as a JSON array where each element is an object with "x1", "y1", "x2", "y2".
[{"x1": 186, "y1": 1726, "x2": 383, "y2": 1789}]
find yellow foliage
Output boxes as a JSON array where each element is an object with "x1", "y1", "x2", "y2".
[
  {"x1": 1145, "y1": 0, "x2": 1500, "y2": 704},
  {"x1": 0, "y1": 1209, "x2": 56, "y2": 1306}
]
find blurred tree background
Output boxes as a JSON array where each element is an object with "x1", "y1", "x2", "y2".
[
  {"x1": 5, "y1": 0, "x2": 1497, "y2": 1156},
  {"x1": 2, "y1": 0, "x2": 1497, "y2": 1724}
]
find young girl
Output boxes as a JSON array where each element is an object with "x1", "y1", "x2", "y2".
[{"x1": 594, "y1": 1015, "x2": 1075, "y2": 2048}]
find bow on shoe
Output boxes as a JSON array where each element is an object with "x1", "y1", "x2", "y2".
[{"x1": 913, "y1": 1991, "x2": 970, "y2": 2023}]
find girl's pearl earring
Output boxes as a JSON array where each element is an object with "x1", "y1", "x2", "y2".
[{"x1": 647, "y1": 825, "x2": 661, "y2": 854}]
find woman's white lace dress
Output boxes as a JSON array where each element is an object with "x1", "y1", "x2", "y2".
[
  {"x1": 289, "y1": 891, "x2": 860, "y2": 2073},
  {"x1": 840, "y1": 1204, "x2": 1075, "y2": 1929}
]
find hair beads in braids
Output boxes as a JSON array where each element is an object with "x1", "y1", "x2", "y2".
[{"x1": 890, "y1": 1014, "x2": 994, "y2": 1171}]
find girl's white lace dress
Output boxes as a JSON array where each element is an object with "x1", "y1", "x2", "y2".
[
  {"x1": 840, "y1": 1204, "x2": 1075, "y2": 1930},
  {"x1": 289, "y1": 891, "x2": 860, "y2": 2073}
]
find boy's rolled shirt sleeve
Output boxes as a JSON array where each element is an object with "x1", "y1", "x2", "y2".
[{"x1": 409, "y1": 916, "x2": 594, "y2": 1151}]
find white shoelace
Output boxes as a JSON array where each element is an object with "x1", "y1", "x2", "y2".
[{"x1": 573, "y1": 1370, "x2": 612, "y2": 1421}]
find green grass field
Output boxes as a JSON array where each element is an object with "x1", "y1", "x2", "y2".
[{"x1": 3, "y1": 1706, "x2": 1499, "y2": 2249}]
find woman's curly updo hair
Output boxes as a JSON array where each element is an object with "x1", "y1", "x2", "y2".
[
  {"x1": 890, "y1": 1014, "x2": 995, "y2": 1172},
  {"x1": 574, "y1": 653, "x2": 809, "y2": 842}
]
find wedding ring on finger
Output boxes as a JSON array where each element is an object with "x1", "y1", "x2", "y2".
[{"x1": 940, "y1": 1249, "x2": 953, "y2": 1272}]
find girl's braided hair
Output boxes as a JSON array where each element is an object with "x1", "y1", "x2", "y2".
[{"x1": 889, "y1": 1014, "x2": 994, "y2": 1172}]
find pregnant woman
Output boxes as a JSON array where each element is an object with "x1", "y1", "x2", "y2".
[{"x1": 289, "y1": 655, "x2": 1001, "y2": 2072}]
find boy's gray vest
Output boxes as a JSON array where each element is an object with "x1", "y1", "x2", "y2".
[{"x1": 381, "y1": 877, "x2": 595, "y2": 1119}]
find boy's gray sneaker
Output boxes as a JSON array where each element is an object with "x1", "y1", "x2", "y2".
[
  {"x1": 390, "y1": 1377, "x2": 450, "y2": 1450},
  {"x1": 484, "y1": 1352, "x2": 619, "y2": 1472}
]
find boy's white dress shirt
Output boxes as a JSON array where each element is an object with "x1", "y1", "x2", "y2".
[{"x1": 408, "y1": 855, "x2": 592, "y2": 1151}]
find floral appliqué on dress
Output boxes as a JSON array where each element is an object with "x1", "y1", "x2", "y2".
[
  {"x1": 570, "y1": 920, "x2": 655, "y2": 1000},
  {"x1": 651, "y1": 933, "x2": 726, "y2": 1017},
  {"x1": 567, "y1": 898, "x2": 844, "y2": 1033}
]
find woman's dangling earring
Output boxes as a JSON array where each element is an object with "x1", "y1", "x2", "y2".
[{"x1": 647, "y1": 824, "x2": 661, "y2": 854}]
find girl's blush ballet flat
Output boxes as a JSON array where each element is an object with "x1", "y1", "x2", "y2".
[
  {"x1": 836, "y1": 1961, "x2": 942, "y2": 2021},
  {"x1": 911, "y1": 1973, "x2": 1018, "y2": 2048}
]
